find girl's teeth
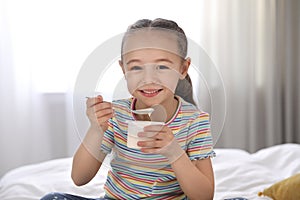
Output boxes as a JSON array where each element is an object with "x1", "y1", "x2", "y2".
[{"x1": 144, "y1": 90, "x2": 158, "y2": 94}]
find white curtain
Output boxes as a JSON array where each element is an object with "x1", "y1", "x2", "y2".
[
  {"x1": 0, "y1": 0, "x2": 72, "y2": 177},
  {"x1": 0, "y1": 0, "x2": 204, "y2": 177},
  {"x1": 198, "y1": 0, "x2": 300, "y2": 152}
]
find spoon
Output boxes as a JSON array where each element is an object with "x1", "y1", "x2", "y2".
[
  {"x1": 85, "y1": 96, "x2": 154, "y2": 115},
  {"x1": 130, "y1": 108, "x2": 154, "y2": 115}
]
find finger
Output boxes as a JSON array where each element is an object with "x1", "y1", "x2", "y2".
[
  {"x1": 92, "y1": 102, "x2": 113, "y2": 112},
  {"x1": 86, "y1": 96, "x2": 104, "y2": 107},
  {"x1": 137, "y1": 140, "x2": 164, "y2": 148},
  {"x1": 143, "y1": 125, "x2": 166, "y2": 132},
  {"x1": 137, "y1": 131, "x2": 158, "y2": 138},
  {"x1": 86, "y1": 105, "x2": 114, "y2": 120},
  {"x1": 97, "y1": 112, "x2": 114, "y2": 124},
  {"x1": 152, "y1": 132, "x2": 168, "y2": 140},
  {"x1": 96, "y1": 109, "x2": 114, "y2": 120},
  {"x1": 86, "y1": 103, "x2": 111, "y2": 114}
]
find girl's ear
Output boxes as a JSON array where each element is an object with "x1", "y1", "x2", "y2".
[
  {"x1": 180, "y1": 57, "x2": 191, "y2": 79},
  {"x1": 119, "y1": 60, "x2": 125, "y2": 75}
]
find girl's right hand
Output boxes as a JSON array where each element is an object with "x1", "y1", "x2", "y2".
[{"x1": 86, "y1": 95, "x2": 114, "y2": 132}]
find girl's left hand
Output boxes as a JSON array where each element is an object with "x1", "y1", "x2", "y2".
[
  {"x1": 137, "y1": 124, "x2": 174, "y2": 153},
  {"x1": 137, "y1": 125, "x2": 185, "y2": 163}
]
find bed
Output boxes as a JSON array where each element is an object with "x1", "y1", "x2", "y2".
[{"x1": 1, "y1": 143, "x2": 299, "y2": 200}]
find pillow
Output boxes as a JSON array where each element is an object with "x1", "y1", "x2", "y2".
[{"x1": 258, "y1": 173, "x2": 300, "y2": 200}]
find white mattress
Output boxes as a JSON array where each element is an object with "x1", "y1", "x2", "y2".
[
  {"x1": 1, "y1": 143, "x2": 299, "y2": 200},
  {"x1": 213, "y1": 143, "x2": 300, "y2": 199}
]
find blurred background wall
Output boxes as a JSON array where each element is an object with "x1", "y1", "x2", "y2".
[{"x1": 0, "y1": 0, "x2": 299, "y2": 177}]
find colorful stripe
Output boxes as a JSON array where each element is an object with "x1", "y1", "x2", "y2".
[{"x1": 100, "y1": 96, "x2": 215, "y2": 199}]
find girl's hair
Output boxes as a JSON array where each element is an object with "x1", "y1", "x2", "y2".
[{"x1": 121, "y1": 18, "x2": 195, "y2": 105}]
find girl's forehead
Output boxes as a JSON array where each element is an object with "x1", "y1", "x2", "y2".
[
  {"x1": 122, "y1": 29, "x2": 181, "y2": 57},
  {"x1": 122, "y1": 48, "x2": 182, "y2": 64}
]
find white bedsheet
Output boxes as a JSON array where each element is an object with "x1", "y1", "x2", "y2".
[
  {"x1": 0, "y1": 143, "x2": 299, "y2": 200},
  {"x1": 213, "y1": 143, "x2": 300, "y2": 200}
]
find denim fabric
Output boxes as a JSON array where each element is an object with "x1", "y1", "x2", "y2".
[{"x1": 40, "y1": 192, "x2": 110, "y2": 200}]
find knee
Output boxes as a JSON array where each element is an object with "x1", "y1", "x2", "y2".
[{"x1": 40, "y1": 192, "x2": 64, "y2": 200}]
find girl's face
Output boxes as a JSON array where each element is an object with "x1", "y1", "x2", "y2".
[
  {"x1": 121, "y1": 49, "x2": 187, "y2": 107},
  {"x1": 120, "y1": 29, "x2": 190, "y2": 109},
  {"x1": 120, "y1": 48, "x2": 190, "y2": 109}
]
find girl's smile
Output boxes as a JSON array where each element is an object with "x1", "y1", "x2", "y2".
[{"x1": 138, "y1": 88, "x2": 163, "y2": 97}]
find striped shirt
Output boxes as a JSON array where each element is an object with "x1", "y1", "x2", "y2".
[{"x1": 101, "y1": 96, "x2": 215, "y2": 200}]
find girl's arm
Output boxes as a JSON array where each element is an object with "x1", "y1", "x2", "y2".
[
  {"x1": 138, "y1": 125, "x2": 214, "y2": 199},
  {"x1": 171, "y1": 155, "x2": 214, "y2": 200},
  {"x1": 71, "y1": 95, "x2": 113, "y2": 186},
  {"x1": 71, "y1": 126, "x2": 105, "y2": 186}
]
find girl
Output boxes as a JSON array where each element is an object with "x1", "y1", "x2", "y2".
[{"x1": 41, "y1": 18, "x2": 215, "y2": 200}]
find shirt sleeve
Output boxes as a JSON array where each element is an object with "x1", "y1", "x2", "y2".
[{"x1": 186, "y1": 112, "x2": 216, "y2": 160}]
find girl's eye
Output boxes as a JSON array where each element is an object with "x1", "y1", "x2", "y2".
[
  {"x1": 130, "y1": 66, "x2": 143, "y2": 71},
  {"x1": 157, "y1": 65, "x2": 170, "y2": 70}
]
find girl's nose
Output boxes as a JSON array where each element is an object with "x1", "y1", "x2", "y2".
[{"x1": 142, "y1": 66, "x2": 157, "y2": 84}]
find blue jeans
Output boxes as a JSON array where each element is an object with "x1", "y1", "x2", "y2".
[
  {"x1": 40, "y1": 192, "x2": 111, "y2": 200},
  {"x1": 41, "y1": 192, "x2": 248, "y2": 200}
]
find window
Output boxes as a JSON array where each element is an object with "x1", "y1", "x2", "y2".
[{"x1": 5, "y1": 0, "x2": 202, "y2": 93}]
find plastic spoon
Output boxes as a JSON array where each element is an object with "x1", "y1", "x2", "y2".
[{"x1": 130, "y1": 108, "x2": 154, "y2": 115}]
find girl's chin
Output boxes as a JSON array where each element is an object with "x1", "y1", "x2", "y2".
[{"x1": 133, "y1": 95, "x2": 160, "y2": 107}]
